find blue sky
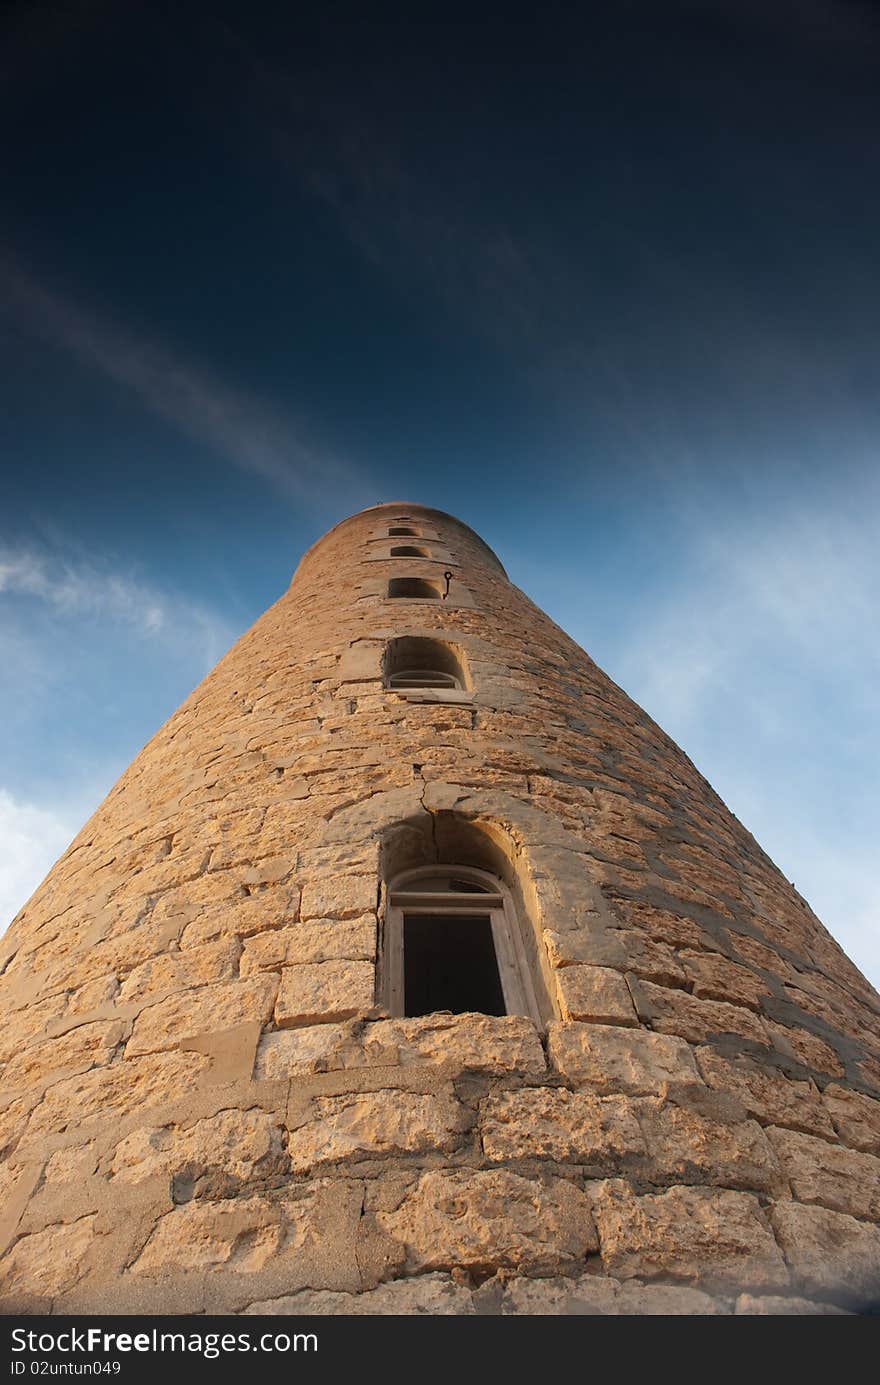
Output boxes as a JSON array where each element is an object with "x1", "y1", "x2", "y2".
[{"x1": 1, "y1": 1, "x2": 878, "y2": 986}]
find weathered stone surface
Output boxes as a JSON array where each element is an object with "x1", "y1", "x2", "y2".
[
  {"x1": 679, "y1": 950, "x2": 770, "y2": 1012},
  {"x1": 286, "y1": 1090, "x2": 466, "y2": 1170},
  {"x1": 632, "y1": 980, "x2": 770, "y2": 1047},
  {"x1": 548, "y1": 1022, "x2": 700, "y2": 1095},
  {"x1": 117, "y1": 940, "x2": 239, "y2": 1005},
  {"x1": 734, "y1": 1293, "x2": 850, "y2": 1315},
  {"x1": 365, "y1": 1014, "x2": 546, "y2": 1075},
  {"x1": 26, "y1": 1050, "x2": 212, "y2": 1136},
  {"x1": 254, "y1": 1025, "x2": 349, "y2": 1079},
  {"x1": 481, "y1": 1088, "x2": 645, "y2": 1165},
  {"x1": 240, "y1": 918, "x2": 375, "y2": 975},
  {"x1": 300, "y1": 875, "x2": 376, "y2": 921},
  {"x1": 555, "y1": 966, "x2": 637, "y2": 1026},
  {"x1": 4, "y1": 1021, "x2": 125, "y2": 1092},
  {"x1": 179, "y1": 891, "x2": 300, "y2": 948},
  {"x1": 590, "y1": 1180, "x2": 788, "y2": 1291},
  {"x1": 43, "y1": 1144, "x2": 99, "y2": 1185},
  {"x1": 696, "y1": 1049, "x2": 835, "y2": 1139},
  {"x1": 338, "y1": 640, "x2": 384, "y2": 683},
  {"x1": 495, "y1": 1274, "x2": 618, "y2": 1315},
  {"x1": 497, "y1": 1273, "x2": 722, "y2": 1314},
  {"x1": 66, "y1": 975, "x2": 119, "y2": 1017},
  {"x1": 770, "y1": 1200, "x2": 880, "y2": 1307},
  {"x1": 821, "y1": 1083, "x2": 880, "y2": 1154},
  {"x1": 613, "y1": 1281, "x2": 725, "y2": 1314},
  {"x1": 379, "y1": 1170, "x2": 598, "y2": 1273},
  {"x1": 244, "y1": 1274, "x2": 475, "y2": 1315},
  {"x1": 0, "y1": 1216, "x2": 101, "y2": 1299},
  {"x1": 636, "y1": 1100, "x2": 784, "y2": 1193},
  {"x1": 0, "y1": 993, "x2": 68, "y2": 1065},
  {"x1": 127, "y1": 977, "x2": 278, "y2": 1056},
  {"x1": 767, "y1": 1127, "x2": 880, "y2": 1221},
  {"x1": 109, "y1": 1108, "x2": 287, "y2": 1185},
  {"x1": 274, "y1": 961, "x2": 374, "y2": 1027},
  {"x1": 131, "y1": 1184, "x2": 361, "y2": 1281},
  {"x1": 766, "y1": 1022, "x2": 845, "y2": 1077}
]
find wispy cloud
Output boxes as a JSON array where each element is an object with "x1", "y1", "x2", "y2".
[
  {"x1": 595, "y1": 487, "x2": 880, "y2": 987},
  {"x1": 0, "y1": 786, "x2": 82, "y2": 931},
  {"x1": 0, "y1": 542, "x2": 235, "y2": 664},
  {"x1": 0, "y1": 254, "x2": 372, "y2": 508},
  {"x1": 614, "y1": 495, "x2": 880, "y2": 728}
]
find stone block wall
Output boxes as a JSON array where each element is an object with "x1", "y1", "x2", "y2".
[{"x1": 1, "y1": 503, "x2": 879, "y2": 1315}]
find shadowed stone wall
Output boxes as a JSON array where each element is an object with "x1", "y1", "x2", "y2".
[{"x1": 1, "y1": 502, "x2": 879, "y2": 1316}]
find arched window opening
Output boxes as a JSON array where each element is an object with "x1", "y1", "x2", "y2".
[
  {"x1": 382, "y1": 864, "x2": 542, "y2": 1022},
  {"x1": 384, "y1": 636, "x2": 467, "y2": 691},
  {"x1": 387, "y1": 576, "x2": 441, "y2": 600},
  {"x1": 390, "y1": 545, "x2": 431, "y2": 558},
  {"x1": 389, "y1": 526, "x2": 421, "y2": 537}
]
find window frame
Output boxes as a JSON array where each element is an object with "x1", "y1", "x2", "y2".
[
  {"x1": 387, "y1": 668, "x2": 461, "y2": 690},
  {"x1": 381, "y1": 864, "x2": 542, "y2": 1023}
]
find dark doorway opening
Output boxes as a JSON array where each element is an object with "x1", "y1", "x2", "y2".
[{"x1": 403, "y1": 913, "x2": 506, "y2": 1016}]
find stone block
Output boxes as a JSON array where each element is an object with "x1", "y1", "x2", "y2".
[
  {"x1": 126, "y1": 977, "x2": 278, "y2": 1057},
  {"x1": 179, "y1": 891, "x2": 300, "y2": 948},
  {"x1": 0, "y1": 1215, "x2": 102, "y2": 1300},
  {"x1": 480, "y1": 1088, "x2": 645, "y2": 1165},
  {"x1": 110, "y1": 1108, "x2": 287, "y2": 1186},
  {"x1": 25, "y1": 1050, "x2": 212, "y2": 1136},
  {"x1": 613, "y1": 1281, "x2": 724, "y2": 1314},
  {"x1": 300, "y1": 876, "x2": 377, "y2": 921},
  {"x1": 734, "y1": 1294, "x2": 850, "y2": 1315},
  {"x1": 496, "y1": 1275, "x2": 619, "y2": 1315},
  {"x1": 637, "y1": 1099, "x2": 784, "y2": 1193},
  {"x1": 765, "y1": 1022, "x2": 845, "y2": 1077},
  {"x1": 555, "y1": 965, "x2": 637, "y2": 1026},
  {"x1": 821, "y1": 1083, "x2": 880, "y2": 1154},
  {"x1": 632, "y1": 980, "x2": 769, "y2": 1047},
  {"x1": 240, "y1": 918, "x2": 375, "y2": 975},
  {"x1": 4, "y1": 1021, "x2": 126, "y2": 1093},
  {"x1": 286, "y1": 1090, "x2": 467, "y2": 1170},
  {"x1": 679, "y1": 950, "x2": 770, "y2": 1012},
  {"x1": 117, "y1": 939, "x2": 239, "y2": 1005},
  {"x1": 378, "y1": 1169, "x2": 598, "y2": 1274},
  {"x1": 696, "y1": 1049, "x2": 835, "y2": 1139},
  {"x1": 254, "y1": 1025, "x2": 349, "y2": 1079},
  {"x1": 770, "y1": 1200, "x2": 880, "y2": 1308},
  {"x1": 590, "y1": 1179, "x2": 788, "y2": 1292},
  {"x1": 244, "y1": 1274, "x2": 474, "y2": 1315},
  {"x1": 364, "y1": 1013, "x2": 546, "y2": 1075},
  {"x1": 131, "y1": 1184, "x2": 362, "y2": 1285},
  {"x1": 767, "y1": 1126, "x2": 880, "y2": 1221},
  {"x1": 338, "y1": 641, "x2": 383, "y2": 682},
  {"x1": 548, "y1": 1022, "x2": 699, "y2": 1095},
  {"x1": 274, "y1": 961, "x2": 375, "y2": 1027}
]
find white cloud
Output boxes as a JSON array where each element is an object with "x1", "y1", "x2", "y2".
[
  {"x1": 599, "y1": 489, "x2": 880, "y2": 989},
  {"x1": 0, "y1": 542, "x2": 236, "y2": 665},
  {"x1": 0, "y1": 788, "x2": 81, "y2": 932},
  {"x1": 0, "y1": 254, "x2": 372, "y2": 508}
]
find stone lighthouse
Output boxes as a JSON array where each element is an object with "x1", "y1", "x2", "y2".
[{"x1": 1, "y1": 503, "x2": 879, "y2": 1316}]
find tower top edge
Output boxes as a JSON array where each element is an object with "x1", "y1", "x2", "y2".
[{"x1": 292, "y1": 502, "x2": 509, "y2": 580}]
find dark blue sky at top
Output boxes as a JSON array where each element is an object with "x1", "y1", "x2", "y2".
[{"x1": 1, "y1": 0, "x2": 879, "y2": 979}]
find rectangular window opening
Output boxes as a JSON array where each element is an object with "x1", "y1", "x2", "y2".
[{"x1": 402, "y1": 912, "x2": 506, "y2": 1017}]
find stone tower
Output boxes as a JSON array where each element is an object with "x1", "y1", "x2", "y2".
[{"x1": 1, "y1": 503, "x2": 879, "y2": 1317}]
